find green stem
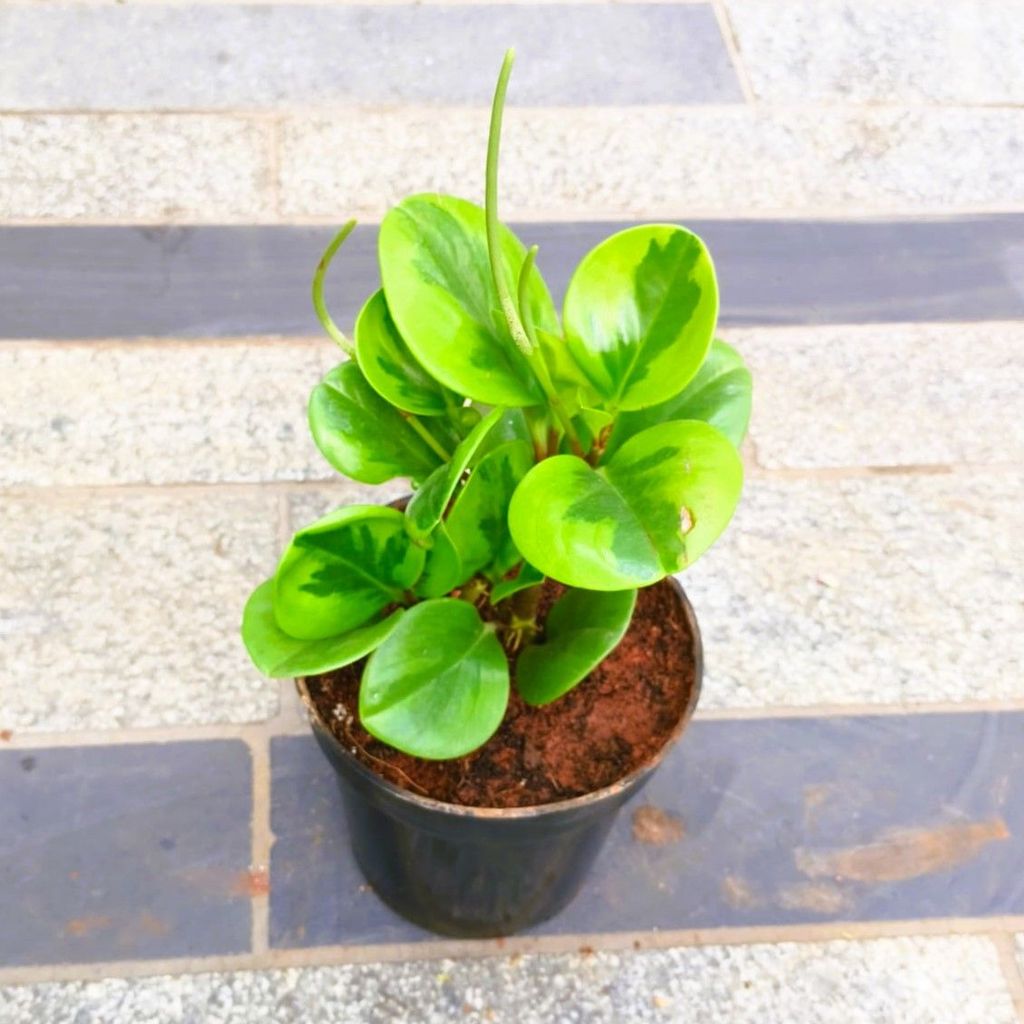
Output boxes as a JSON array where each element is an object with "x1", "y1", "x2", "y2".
[
  {"x1": 312, "y1": 220, "x2": 358, "y2": 355},
  {"x1": 485, "y1": 49, "x2": 533, "y2": 359},
  {"x1": 402, "y1": 413, "x2": 453, "y2": 461},
  {"x1": 517, "y1": 246, "x2": 584, "y2": 455}
]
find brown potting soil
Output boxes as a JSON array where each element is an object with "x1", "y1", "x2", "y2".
[{"x1": 305, "y1": 578, "x2": 696, "y2": 809}]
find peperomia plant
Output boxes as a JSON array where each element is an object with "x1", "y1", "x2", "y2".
[{"x1": 242, "y1": 50, "x2": 751, "y2": 760}]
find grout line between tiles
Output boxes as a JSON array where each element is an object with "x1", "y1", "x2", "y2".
[
  {"x1": 2, "y1": 916, "x2": 1024, "y2": 988},
  {"x1": 245, "y1": 733, "x2": 272, "y2": 956},
  {"x1": 994, "y1": 933, "x2": 1024, "y2": 1023}
]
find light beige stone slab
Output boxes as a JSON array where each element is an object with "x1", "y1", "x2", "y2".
[
  {"x1": 0, "y1": 115, "x2": 273, "y2": 222},
  {"x1": 730, "y1": 322, "x2": 1024, "y2": 469},
  {"x1": 0, "y1": 491, "x2": 280, "y2": 731},
  {"x1": 725, "y1": 0, "x2": 1024, "y2": 105},
  {"x1": 684, "y1": 468, "x2": 1024, "y2": 709},
  {"x1": 0, "y1": 341, "x2": 338, "y2": 486},
  {"x1": 279, "y1": 106, "x2": 1024, "y2": 220},
  {"x1": 0, "y1": 936, "x2": 1015, "y2": 1023}
]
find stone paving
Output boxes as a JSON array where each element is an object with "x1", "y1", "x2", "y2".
[{"x1": 2, "y1": 2, "x2": 1024, "y2": 1021}]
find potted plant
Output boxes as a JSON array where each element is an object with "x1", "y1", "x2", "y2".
[{"x1": 242, "y1": 50, "x2": 751, "y2": 937}]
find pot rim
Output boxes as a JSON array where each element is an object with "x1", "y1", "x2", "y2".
[{"x1": 295, "y1": 575, "x2": 703, "y2": 821}]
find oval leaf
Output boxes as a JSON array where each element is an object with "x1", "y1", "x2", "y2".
[
  {"x1": 445, "y1": 440, "x2": 534, "y2": 580},
  {"x1": 274, "y1": 505, "x2": 425, "y2": 639},
  {"x1": 605, "y1": 338, "x2": 752, "y2": 458},
  {"x1": 242, "y1": 579, "x2": 403, "y2": 678},
  {"x1": 516, "y1": 588, "x2": 636, "y2": 706},
  {"x1": 509, "y1": 421, "x2": 743, "y2": 589},
  {"x1": 360, "y1": 599, "x2": 510, "y2": 759},
  {"x1": 413, "y1": 522, "x2": 465, "y2": 598},
  {"x1": 379, "y1": 194, "x2": 556, "y2": 406},
  {"x1": 309, "y1": 360, "x2": 442, "y2": 484},
  {"x1": 355, "y1": 289, "x2": 458, "y2": 416},
  {"x1": 563, "y1": 225, "x2": 718, "y2": 411},
  {"x1": 405, "y1": 406, "x2": 505, "y2": 539}
]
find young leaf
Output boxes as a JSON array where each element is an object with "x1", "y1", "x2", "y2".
[
  {"x1": 309, "y1": 361, "x2": 443, "y2": 484},
  {"x1": 490, "y1": 562, "x2": 544, "y2": 604},
  {"x1": 605, "y1": 339, "x2": 752, "y2": 458},
  {"x1": 405, "y1": 406, "x2": 506, "y2": 539},
  {"x1": 508, "y1": 420, "x2": 743, "y2": 589},
  {"x1": 413, "y1": 522, "x2": 466, "y2": 598},
  {"x1": 274, "y1": 505, "x2": 424, "y2": 639},
  {"x1": 516, "y1": 588, "x2": 636, "y2": 706},
  {"x1": 355, "y1": 289, "x2": 459, "y2": 417},
  {"x1": 445, "y1": 440, "x2": 534, "y2": 580},
  {"x1": 379, "y1": 193, "x2": 556, "y2": 406},
  {"x1": 360, "y1": 599, "x2": 509, "y2": 759},
  {"x1": 242, "y1": 579, "x2": 403, "y2": 678},
  {"x1": 563, "y1": 225, "x2": 718, "y2": 411}
]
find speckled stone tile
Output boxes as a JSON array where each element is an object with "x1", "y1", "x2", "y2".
[
  {"x1": 683, "y1": 469, "x2": 1024, "y2": 708},
  {"x1": 279, "y1": 106, "x2": 1024, "y2": 220},
  {"x1": 0, "y1": 115, "x2": 273, "y2": 222},
  {"x1": 0, "y1": 741, "x2": 252, "y2": 966},
  {"x1": 0, "y1": 5, "x2": 739, "y2": 109},
  {"x1": 0, "y1": 937, "x2": 1015, "y2": 1023},
  {"x1": 0, "y1": 341, "x2": 338, "y2": 487},
  {"x1": 286, "y1": 482, "x2": 410, "y2": 534},
  {"x1": 0, "y1": 492, "x2": 279, "y2": 732},
  {"x1": 725, "y1": 0, "x2": 1024, "y2": 105},
  {"x1": 731, "y1": 322, "x2": 1024, "y2": 469}
]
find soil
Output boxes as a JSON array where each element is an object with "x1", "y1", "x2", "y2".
[{"x1": 305, "y1": 578, "x2": 697, "y2": 809}]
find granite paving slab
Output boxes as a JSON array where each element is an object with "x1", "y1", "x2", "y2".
[
  {"x1": 3, "y1": 217, "x2": 1023, "y2": 339},
  {"x1": 0, "y1": 741, "x2": 252, "y2": 967},
  {"x1": 269, "y1": 711, "x2": 1024, "y2": 948},
  {"x1": 0, "y1": 936, "x2": 1016, "y2": 1023},
  {"x1": 0, "y1": 492, "x2": 280, "y2": 732},
  {"x1": 0, "y1": 5, "x2": 740, "y2": 109}
]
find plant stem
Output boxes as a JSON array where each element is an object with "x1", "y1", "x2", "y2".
[
  {"x1": 312, "y1": 220, "x2": 358, "y2": 355},
  {"x1": 484, "y1": 50, "x2": 533, "y2": 359},
  {"x1": 402, "y1": 413, "x2": 453, "y2": 461}
]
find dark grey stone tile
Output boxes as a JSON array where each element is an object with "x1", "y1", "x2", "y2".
[
  {"x1": 269, "y1": 712, "x2": 1024, "y2": 948},
  {"x1": 0, "y1": 741, "x2": 252, "y2": 966},
  {"x1": 0, "y1": 5, "x2": 739, "y2": 109},
  {"x1": 3, "y1": 217, "x2": 1023, "y2": 340}
]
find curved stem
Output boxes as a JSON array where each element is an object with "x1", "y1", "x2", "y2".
[
  {"x1": 402, "y1": 413, "x2": 453, "y2": 461},
  {"x1": 312, "y1": 220, "x2": 357, "y2": 354},
  {"x1": 485, "y1": 50, "x2": 533, "y2": 358}
]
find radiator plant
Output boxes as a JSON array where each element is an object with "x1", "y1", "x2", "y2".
[{"x1": 242, "y1": 50, "x2": 751, "y2": 761}]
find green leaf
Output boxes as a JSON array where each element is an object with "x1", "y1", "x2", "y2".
[
  {"x1": 309, "y1": 360, "x2": 443, "y2": 484},
  {"x1": 516, "y1": 588, "x2": 636, "y2": 705},
  {"x1": 405, "y1": 406, "x2": 505, "y2": 539},
  {"x1": 274, "y1": 505, "x2": 424, "y2": 639},
  {"x1": 605, "y1": 339, "x2": 752, "y2": 458},
  {"x1": 413, "y1": 522, "x2": 465, "y2": 598},
  {"x1": 445, "y1": 440, "x2": 534, "y2": 579},
  {"x1": 508, "y1": 421, "x2": 743, "y2": 589},
  {"x1": 379, "y1": 193, "x2": 556, "y2": 406},
  {"x1": 562, "y1": 225, "x2": 718, "y2": 411},
  {"x1": 242, "y1": 579, "x2": 403, "y2": 678},
  {"x1": 355, "y1": 289, "x2": 459, "y2": 417},
  {"x1": 490, "y1": 562, "x2": 544, "y2": 604},
  {"x1": 360, "y1": 599, "x2": 510, "y2": 759}
]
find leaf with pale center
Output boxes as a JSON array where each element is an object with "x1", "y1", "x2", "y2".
[
  {"x1": 379, "y1": 194, "x2": 557, "y2": 406},
  {"x1": 516, "y1": 588, "x2": 636, "y2": 705},
  {"x1": 508, "y1": 420, "x2": 742, "y2": 589},
  {"x1": 563, "y1": 225, "x2": 718, "y2": 411},
  {"x1": 308, "y1": 361, "x2": 442, "y2": 484},
  {"x1": 360, "y1": 599, "x2": 509, "y2": 759},
  {"x1": 605, "y1": 338, "x2": 752, "y2": 458},
  {"x1": 274, "y1": 505, "x2": 424, "y2": 639},
  {"x1": 242, "y1": 579, "x2": 403, "y2": 677}
]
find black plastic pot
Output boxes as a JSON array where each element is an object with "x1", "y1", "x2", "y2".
[{"x1": 295, "y1": 577, "x2": 702, "y2": 938}]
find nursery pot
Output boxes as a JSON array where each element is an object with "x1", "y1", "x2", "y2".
[{"x1": 295, "y1": 577, "x2": 702, "y2": 938}]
